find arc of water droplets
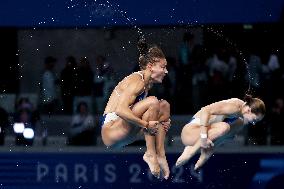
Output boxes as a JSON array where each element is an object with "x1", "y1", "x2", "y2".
[
  {"x1": 103, "y1": 1, "x2": 143, "y2": 37},
  {"x1": 204, "y1": 26, "x2": 252, "y2": 95}
]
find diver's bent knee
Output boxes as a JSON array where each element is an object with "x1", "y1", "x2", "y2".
[
  {"x1": 147, "y1": 96, "x2": 160, "y2": 108},
  {"x1": 219, "y1": 123, "x2": 230, "y2": 135},
  {"x1": 181, "y1": 125, "x2": 197, "y2": 146},
  {"x1": 208, "y1": 123, "x2": 230, "y2": 140}
]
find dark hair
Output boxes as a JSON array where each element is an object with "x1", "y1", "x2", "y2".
[
  {"x1": 244, "y1": 94, "x2": 266, "y2": 115},
  {"x1": 76, "y1": 101, "x2": 88, "y2": 113},
  {"x1": 137, "y1": 38, "x2": 165, "y2": 70}
]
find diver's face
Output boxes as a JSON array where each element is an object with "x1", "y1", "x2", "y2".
[
  {"x1": 243, "y1": 111, "x2": 263, "y2": 125},
  {"x1": 148, "y1": 58, "x2": 168, "y2": 83}
]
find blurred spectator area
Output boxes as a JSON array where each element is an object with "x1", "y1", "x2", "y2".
[
  {"x1": 2, "y1": 114, "x2": 248, "y2": 148},
  {"x1": 0, "y1": 24, "x2": 283, "y2": 147},
  {"x1": 0, "y1": 93, "x2": 38, "y2": 113}
]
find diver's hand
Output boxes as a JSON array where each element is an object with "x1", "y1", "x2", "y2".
[
  {"x1": 200, "y1": 138, "x2": 214, "y2": 149},
  {"x1": 161, "y1": 119, "x2": 171, "y2": 132},
  {"x1": 146, "y1": 121, "x2": 159, "y2": 135}
]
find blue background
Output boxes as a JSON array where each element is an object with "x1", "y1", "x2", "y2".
[{"x1": 0, "y1": 0, "x2": 283, "y2": 27}]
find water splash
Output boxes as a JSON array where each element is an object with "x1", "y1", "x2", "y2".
[
  {"x1": 103, "y1": 1, "x2": 144, "y2": 37},
  {"x1": 203, "y1": 25, "x2": 252, "y2": 95}
]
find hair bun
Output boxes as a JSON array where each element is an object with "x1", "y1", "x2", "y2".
[{"x1": 244, "y1": 94, "x2": 253, "y2": 103}]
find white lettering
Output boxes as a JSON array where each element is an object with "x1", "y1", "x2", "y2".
[
  {"x1": 37, "y1": 163, "x2": 49, "y2": 182},
  {"x1": 104, "y1": 164, "x2": 116, "y2": 183},
  {"x1": 129, "y1": 164, "x2": 142, "y2": 183},
  {"x1": 55, "y1": 163, "x2": 68, "y2": 182},
  {"x1": 75, "y1": 164, "x2": 88, "y2": 183},
  {"x1": 93, "y1": 164, "x2": 99, "y2": 183}
]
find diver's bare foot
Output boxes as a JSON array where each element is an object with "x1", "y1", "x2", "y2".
[
  {"x1": 157, "y1": 155, "x2": 170, "y2": 180},
  {"x1": 143, "y1": 153, "x2": 160, "y2": 178},
  {"x1": 175, "y1": 146, "x2": 194, "y2": 167},
  {"x1": 194, "y1": 148, "x2": 213, "y2": 170}
]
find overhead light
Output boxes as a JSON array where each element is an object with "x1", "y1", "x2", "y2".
[
  {"x1": 13, "y1": 123, "x2": 25, "y2": 133},
  {"x1": 23, "y1": 128, "x2": 34, "y2": 139}
]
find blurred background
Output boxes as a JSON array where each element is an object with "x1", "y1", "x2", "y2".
[{"x1": 0, "y1": 0, "x2": 284, "y2": 188}]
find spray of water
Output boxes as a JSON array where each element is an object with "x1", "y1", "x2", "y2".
[{"x1": 202, "y1": 25, "x2": 253, "y2": 95}]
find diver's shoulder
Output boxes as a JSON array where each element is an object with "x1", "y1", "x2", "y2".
[{"x1": 225, "y1": 98, "x2": 244, "y2": 105}]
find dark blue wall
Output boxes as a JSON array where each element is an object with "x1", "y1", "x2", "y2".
[
  {"x1": 0, "y1": 152, "x2": 284, "y2": 189},
  {"x1": 0, "y1": 0, "x2": 283, "y2": 27}
]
